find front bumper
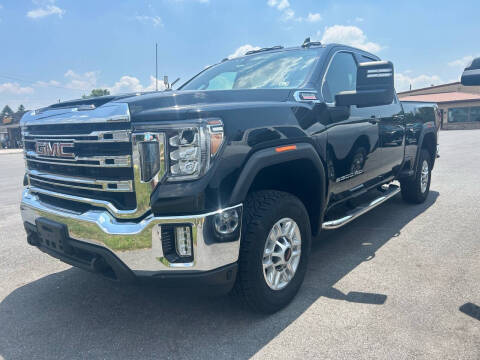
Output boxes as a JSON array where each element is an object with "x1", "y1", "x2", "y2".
[{"x1": 20, "y1": 188, "x2": 242, "y2": 280}]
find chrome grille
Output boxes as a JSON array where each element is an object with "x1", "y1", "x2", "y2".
[
  {"x1": 27, "y1": 170, "x2": 133, "y2": 192},
  {"x1": 23, "y1": 130, "x2": 132, "y2": 169},
  {"x1": 21, "y1": 102, "x2": 166, "y2": 219},
  {"x1": 23, "y1": 124, "x2": 136, "y2": 211}
]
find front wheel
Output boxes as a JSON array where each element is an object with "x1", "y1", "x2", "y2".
[
  {"x1": 232, "y1": 190, "x2": 311, "y2": 313},
  {"x1": 400, "y1": 149, "x2": 432, "y2": 204}
]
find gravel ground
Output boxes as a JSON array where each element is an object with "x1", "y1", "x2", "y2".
[{"x1": 0, "y1": 130, "x2": 479, "y2": 360}]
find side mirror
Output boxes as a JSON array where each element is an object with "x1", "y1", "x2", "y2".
[
  {"x1": 335, "y1": 61, "x2": 395, "y2": 108},
  {"x1": 461, "y1": 57, "x2": 480, "y2": 86}
]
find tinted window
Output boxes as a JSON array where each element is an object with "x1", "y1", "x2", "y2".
[
  {"x1": 323, "y1": 52, "x2": 357, "y2": 103},
  {"x1": 470, "y1": 106, "x2": 480, "y2": 121},
  {"x1": 182, "y1": 49, "x2": 321, "y2": 91},
  {"x1": 448, "y1": 106, "x2": 480, "y2": 122},
  {"x1": 448, "y1": 107, "x2": 469, "y2": 123}
]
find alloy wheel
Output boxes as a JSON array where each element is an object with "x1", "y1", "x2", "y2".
[{"x1": 262, "y1": 218, "x2": 302, "y2": 291}]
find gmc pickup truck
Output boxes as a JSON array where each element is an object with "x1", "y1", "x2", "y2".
[{"x1": 20, "y1": 40, "x2": 439, "y2": 313}]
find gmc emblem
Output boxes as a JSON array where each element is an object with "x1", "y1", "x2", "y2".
[{"x1": 35, "y1": 141, "x2": 75, "y2": 158}]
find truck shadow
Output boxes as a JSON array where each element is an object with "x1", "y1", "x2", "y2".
[{"x1": 0, "y1": 192, "x2": 438, "y2": 360}]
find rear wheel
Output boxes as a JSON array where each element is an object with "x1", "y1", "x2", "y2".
[
  {"x1": 232, "y1": 190, "x2": 311, "y2": 313},
  {"x1": 400, "y1": 149, "x2": 431, "y2": 204}
]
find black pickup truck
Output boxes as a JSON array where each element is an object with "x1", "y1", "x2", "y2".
[{"x1": 20, "y1": 41, "x2": 439, "y2": 313}]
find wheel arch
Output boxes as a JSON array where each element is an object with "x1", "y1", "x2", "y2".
[
  {"x1": 230, "y1": 143, "x2": 327, "y2": 237},
  {"x1": 418, "y1": 129, "x2": 437, "y2": 170}
]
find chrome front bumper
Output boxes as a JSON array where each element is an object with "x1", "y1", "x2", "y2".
[{"x1": 20, "y1": 188, "x2": 242, "y2": 274}]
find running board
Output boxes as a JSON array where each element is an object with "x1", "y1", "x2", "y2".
[{"x1": 322, "y1": 185, "x2": 400, "y2": 230}]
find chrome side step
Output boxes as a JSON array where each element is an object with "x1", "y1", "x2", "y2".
[{"x1": 322, "y1": 184, "x2": 400, "y2": 230}]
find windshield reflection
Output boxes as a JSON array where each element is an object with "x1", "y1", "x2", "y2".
[{"x1": 181, "y1": 49, "x2": 321, "y2": 91}]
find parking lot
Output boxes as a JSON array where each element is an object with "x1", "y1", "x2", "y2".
[{"x1": 0, "y1": 129, "x2": 478, "y2": 359}]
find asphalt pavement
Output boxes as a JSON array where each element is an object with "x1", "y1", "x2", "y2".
[{"x1": 0, "y1": 130, "x2": 479, "y2": 359}]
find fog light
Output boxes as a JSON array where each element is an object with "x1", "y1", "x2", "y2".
[
  {"x1": 175, "y1": 226, "x2": 192, "y2": 257},
  {"x1": 214, "y1": 209, "x2": 239, "y2": 235}
]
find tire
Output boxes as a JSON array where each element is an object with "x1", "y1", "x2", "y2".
[
  {"x1": 400, "y1": 149, "x2": 431, "y2": 204},
  {"x1": 232, "y1": 190, "x2": 311, "y2": 313}
]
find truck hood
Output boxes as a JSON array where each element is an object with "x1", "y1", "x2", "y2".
[
  {"x1": 20, "y1": 89, "x2": 292, "y2": 126},
  {"x1": 124, "y1": 89, "x2": 292, "y2": 122}
]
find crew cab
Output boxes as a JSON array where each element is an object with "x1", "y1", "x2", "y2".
[{"x1": 20, "y1": 41, "x2": 439, "y2": 313}]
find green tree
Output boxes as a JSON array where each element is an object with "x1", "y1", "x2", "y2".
[
  {"x1": 1, "y1": 105, "x2": 14, "y2": 117},
  {"x1": 82, "y1": 89, "x2": 110, "y2": 98},
  {"x1": 17, "y1": 104, "x2": 25, "y2": 112}
]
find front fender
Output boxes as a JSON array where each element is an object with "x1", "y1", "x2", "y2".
[{"x1": 229, "y1": 142, "x2": 327, "y2": 208}]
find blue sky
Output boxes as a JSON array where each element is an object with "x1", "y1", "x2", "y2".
[{"x1": 0, "y1": 0, "x2": 479, "y2": 110}]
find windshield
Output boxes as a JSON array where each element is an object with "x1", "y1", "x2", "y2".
[{"x1": 181, "y1": 49, "x2": 322, "y2": 91}]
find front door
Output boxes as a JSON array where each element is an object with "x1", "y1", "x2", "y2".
[{"x1": 321, "y1": 51, "x2": 384, "y2": 203}]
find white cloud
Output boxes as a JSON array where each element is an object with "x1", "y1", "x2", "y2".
[
  {"x1": 64, "y1": 70, "x2": 98, "y2": 90},
  {"x1": 0, "y1": 82, "x2": 34, "y2": 95},
  {"x1": 282, "y1": 8, "x2": 295, "y2": 21},
  {"x1": 135, "y1": 15, "x2": 163, "y2": 28},
  {"x1": 267, "y1": 0, "x2": 296, "y2": 21},
  {"x1": 0, "y1": 72, "x2": 169, "y2": 111},
  {"x1": 228, "y1": 44, "x2": 261, "y2": 59},
  {"x1": 108, "y1": 75, "x2": 163, "y2": 94},
  {"x1": 267, "y1": 0, "x2": 289, "y2": 10},
  {"x1": 448, "y1": 55, "x2": 477, "y2": 68},
  {"x1": 268, "y1": 0, "x2": 321, "y2": 23},
  {"x1": 277, "y1": 0, "x2": 290, "y2": 10},
  {"x1": 35, "y1": 80, "x2": 61, "y2": 87},
  {"x1": 395, "y1": 72, "x2": 443, "y2": 92},
  {"x1": 306, "y1": 12, "x2": 322, "y2": 23},
  {"x1": 27, "y1": 1, "x2": 65, "y2": 19},
  {"x1": 319, "y1": 25, "x2": 382, "y2": 53}
]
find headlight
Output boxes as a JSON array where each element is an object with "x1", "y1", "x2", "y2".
[
  {"x1": 134, "y1": 133, "x2": 165, "y2": 183},
  {"x1": 166, "y1": 119, "x2": 224, "y2": 181}
]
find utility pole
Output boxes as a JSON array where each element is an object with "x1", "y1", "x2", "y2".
[{"x1": 155, "y1": 42, "x2": 158, "y2": 92}]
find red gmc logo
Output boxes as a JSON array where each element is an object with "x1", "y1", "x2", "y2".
[{"x1": 35, "y1": 141, "x2": 74, "y2": 158}]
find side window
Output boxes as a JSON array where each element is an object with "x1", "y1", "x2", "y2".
[{"x1": 322, "y1": 52, "x2": 357, "y2": 103}]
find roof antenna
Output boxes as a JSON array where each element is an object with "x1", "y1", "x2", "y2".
[{"x1": 302, "y1": 37, "x2": 322, "y2": 48}]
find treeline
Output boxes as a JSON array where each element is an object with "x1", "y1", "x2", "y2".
[{"x1": 1, "y1": 105, "x2": 26, "y2": 118}]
